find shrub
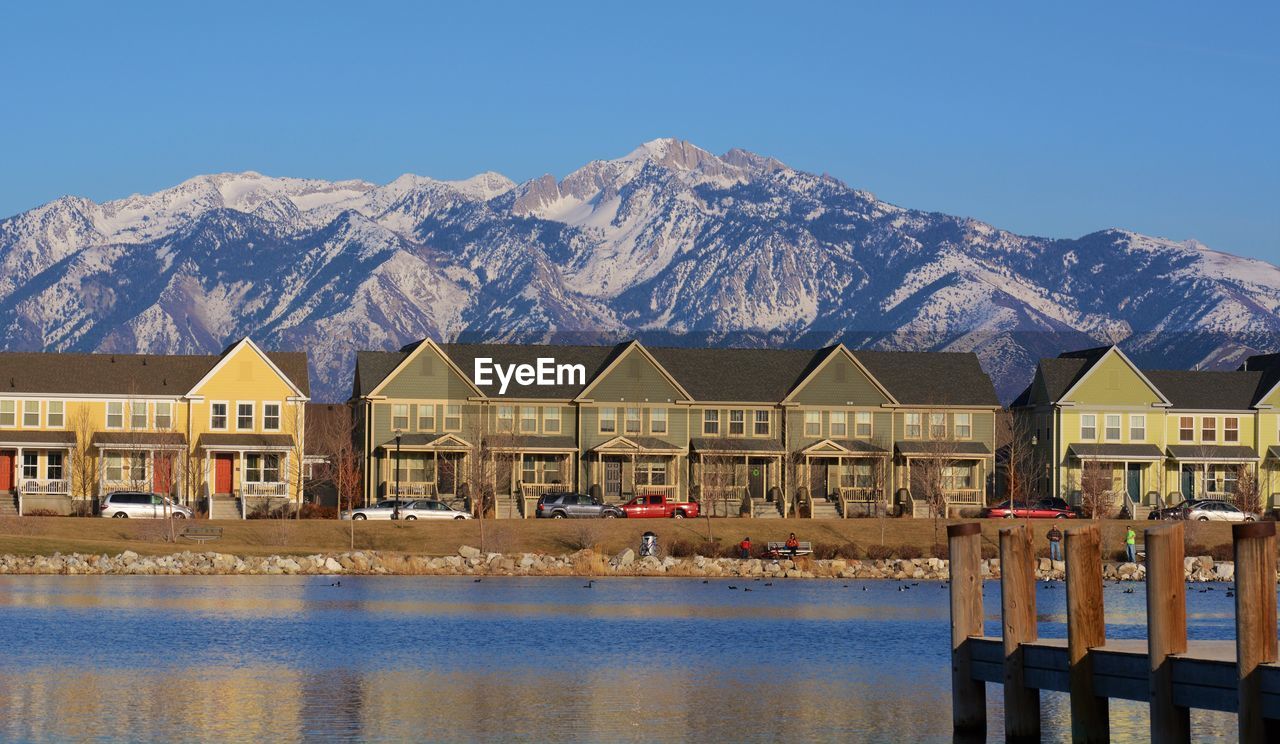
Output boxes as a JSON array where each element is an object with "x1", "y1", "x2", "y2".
[
  {"x1": 933, "y1": 542, "x2": 949, "y2": 560},
  {"x1": 667, "y1": 539, "x2": 698, "y2": 558},
  {"x1": 557, "y1": 521, "x2": 605, "y2": 552},
  {"x1": 21, "y1": 509, "x2": 62, "y2": 517},
  {"x1": 811, "y1": 542, "x2": 839, "y2": 560},
  {"x1": 1186, "y1": 543, "x2": 1210, "y2": 558},
  {"x1": 835, "y1": 542, "x2": 861, "y2": 559},
  {"x1": 1209, "y1": 543, "x2": 1233, "y2": 562},
  {"x1": 864, "y1": 544, "x2": 893, "y2": 560},
  {"x1": 895, "y1": 545, "x2": 924, "y2": 560},
  {"x1": 298, "y1": 503, "x2": 337, "y2": 520}
]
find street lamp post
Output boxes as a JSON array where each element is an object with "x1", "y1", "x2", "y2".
[{"x1": 394, "y1": 430, "x2": 403, "y2": 520}]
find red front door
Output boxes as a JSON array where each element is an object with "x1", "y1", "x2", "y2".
[
  {"x1": 0, "y1": 451, "x2": 13, "y2": 491},
  {"x1": 153, "y1": 453, "x2": 173, "y2": 495},
  {"x1": 214, "y1": 454, "x2": 234, "y2": 494}
]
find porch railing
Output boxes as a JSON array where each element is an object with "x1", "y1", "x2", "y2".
[
  {"x1": 700, "y1": 486, "x2": 748, "y2": 517},
  {"x1": 946, "y1": 489, "x2": 984, "y2": 506},
  {"x1": 379, "y1": 481, "x2": 433, "y2": 497},
  {"x1": 242, "y1": 481, "x2": 288, "y2": 497},
  {"x1": 21, "y1": 479, "x2": 70, "y2": 495},
  {"x1": 519, "y1": 483, "x2": 566, "y2": 499},
  {"x1": 835, "y1": 487, "x2": 882, "y2": 518},
  {"x1": 633, "y1": 484, "x2": 678, "y2": 498}
]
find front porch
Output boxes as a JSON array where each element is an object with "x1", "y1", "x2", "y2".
[
  {"x1": 198, "y1": 433, "x2": 297, "y2": 518},
  {"x1": 491, "y1": 442, "x2": 577, "y2": 518},
  {"x1": 1066, "y1": 443, "x2": 1165, "y2": 518},
  {"x1": 1166, "y1": 445, "x2": 1261, "y2": 508},
  {"x1": 690, "y1": 438, "x2": 785, "y2": 517},
  {"x1": 795, "y1": 439, "x2": 889, "y2": 519},
  {"x1": 377, "y1": 433, "x2": 471, "y2": 507},
  {"x1": 896, "y1": 441, "x2": 993, "y2": 518},
  {"x1": 1, "y1": 431, "x2": 77, "y2": 515},
  {"x1": 586, "y1": 436, "x2": 684, "y2": 503}
]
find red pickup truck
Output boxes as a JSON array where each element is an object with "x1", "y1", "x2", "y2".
[{"x1": 620, "y1": 494, "x2": 700, "y2": 519}]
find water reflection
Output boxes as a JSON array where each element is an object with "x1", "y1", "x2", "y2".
[{"x1": 0, "y1": 577, "x2": 1240, "y2": 742}]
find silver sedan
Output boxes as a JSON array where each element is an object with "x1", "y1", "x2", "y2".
[
  {"x1": 1186, "y1": 500, "x2": 1258, "y2": 522},
  {"x1": 399, "y1": 499, "x2": 472, "y2": 520},
  {"x1": 340, "y1": 499, "x2": 416, "y2": 520}
]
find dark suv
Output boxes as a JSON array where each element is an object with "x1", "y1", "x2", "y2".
[{"x1": 535, "y1": 492, "x2": 623, "y2": 519}]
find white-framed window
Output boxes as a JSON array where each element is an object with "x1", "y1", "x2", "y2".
[
  {"x1": 1202, "y1": 417, "x2": 1216, "y2": 443},
  {"x1": 804, "y1": 410, "x2": 821, "y2": 437},
  {"x1": 953, "y1": 412, "x2": 972, "y2": 439},
  {"x1": 21, "y1": 452, "x2": 38, "y2": 479},
  {"x1": 829, "y1": 410, "x2": 847, "y2": 438},
  {"x1": 649, "y1": 408, "x2": 667, "y2": 435},
  {"x1": 1104, "y1": 414, "x2": 1121, "y2": 441},
  {"x1": 943, "y1": 465, "x2": 974, "y2": 490},
  {"x1": 904, "y1": 412, "x2": 922, "y2": 439},
  {"x1": 1129, "y1": 414, "x2": 1146, "y2": 441},
  {"x1": 155, "y1": 401, "x2": 172, "y2": 430},
  {"x1": 854, "y1": 411, "x2": 872, "y2": 438},
  {"x1": 729, "y1": 410, "x2": 746, "y2": 436},
  {"x1": 107, "y1": 401, "x2": 125, "y2": 429},
  {"x1": 521, "y1": 406, "x2": 539, "y2": 434},
  {"x1": 130, "y1": 401, "x2": 148, "y2": 430},
  {"x1": 22, "y1": 400, "x2": 40, "y2": 428},
  {"x1": 244, "y1": 453, "x2": 281, "y2": 483},
  {"x1": 635, "y1": 457, "x2": 667, "y2": 486},
  {"x1": 928, "y1": 412, "x2": 946, "y2": 439},
  {"x1": 625, "y1": 407, "x2": 642, "y2": 435},
  {"x1": 703, "y1": 409, "x2": 720, "y2": 436},
  {"x1": 543, "y1": 407, "x2": 561, "y2": 434},
  {"x1": 417, "y1": 404, "x2": 435, "y2": 431},
  {"x1": 1080, "y1": 414, "x2": 1097, "y2": 440},
  {"x1": 236, "y1": 402, "x2": 254, "y2": 431},
  {"x1": 1178, "y1": 416, "x2": 1194, "y2": 442},
  {"x1": 47, "y1": 451, "x2": 63, "y2": 481},
  {"x1": 262, "y1": 403, "x2": 280, "y2": 431},
  {"x1": 391, "y1": 404, "x2": 410, "y2": 431},
  {"x1": 444, "y1": 404, "x2": 462, "y2": 431},
  {"x1": 47, "y1": 401, "x2": 64, "y2": 429},
  {"x1": 1224, "y1": 417, "x2": 1239, "y2": 443},
  {"x1": 105, "y1": 454, "x2": 124, "y2": 482},
  {"x1": 210, "y1": 402, "x2": 228, "y2": 430},
  {"x1": 754, "y1": 410, "x2": 770, "y2": 437},
  {"x1": 599, "y1": 407, "x2": 617, "y2": 434},
  {"x1": 0, "y1": 400, "x2": 14, "y2": 428},
  {"x1": 496, "y1": 405, "x2": 515, "y2": 433}
]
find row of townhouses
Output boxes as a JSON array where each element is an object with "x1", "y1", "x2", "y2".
[{"x1": 1013, "y1": 346, "x2": 1280, "y2": 517}]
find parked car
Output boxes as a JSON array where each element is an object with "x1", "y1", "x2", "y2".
[
  {"x1": 340, "y1": 499, "x2": 416, "y2": 520},
  {"x1": 619, "y1": 493, "x2": 700, "y2": 519},
  {"x1": 398, "y1": 499, "x2": 472, "y2": 520},
  {"x1": 99, "y1": 491, "x2": 193, "y2": 519},
  {"x1": 1149, "y1": 499, "x2": 1195, "y2": 520},
  {"x1": 981, "y1": 497, "x2": 1077, "y2": 519},
  {"x1": 1149, "y1": 498, "x2": 1258, "y2": 522},
  {"x1": 535, "y1": 492, "x2": 623, "y2": 519}
]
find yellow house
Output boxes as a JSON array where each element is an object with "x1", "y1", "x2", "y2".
[{"x1": 0, "y1": 338, "x2": 309, "y2": 518}]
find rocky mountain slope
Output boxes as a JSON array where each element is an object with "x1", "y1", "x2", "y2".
[{"x1": 2, "y1": 138, "x2": 1277, "y2": 401}]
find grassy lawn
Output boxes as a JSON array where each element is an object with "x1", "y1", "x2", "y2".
[{"x1": 0, "y1": 515, "x2": 1235, "y2": 559}]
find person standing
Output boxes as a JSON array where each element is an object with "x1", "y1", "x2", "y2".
[
  {"x1": 1125, "y1": 526, "x2": 1136, "y2": 563},
  {"x1": 1047, "y1": 524, "x2": 1063, "y2": 562},
  {"x1": 739, "y1": 536, "x2": 751, "y2": 560}
]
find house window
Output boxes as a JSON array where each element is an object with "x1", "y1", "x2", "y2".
[
  {"x1": 21, "y1": 452, "x2": 38, "y2": 479},
  {"x1": 599, "y1": 407, "x2": 617, "y2": 434},
  {"x1": 543, "y1": 407, "x2": 561, "y2": 434},
  {"x1": 1080, "y1": 414, "x2": 1097, "y2": 441},
  {"x1": 635, "y1": 457, "x2": 668, "y2": 486},
  {"x1": 131, "y1": 402, "x2": 148, "y2": 430},
  {"x1": 47, "y1": 451, "x2": 63, "y2": 481},
  {"x1": 236, "y1": 403, "x2": 254, "y2": 431},
  {"x1": 804, "y1": 411, "x2": 821, "y2": 437},
  {"x1": 155, "y1": 402, "x2": 172, "y2": 430},
  {"x1": 444, "y1": 404, "x2": 462, "y2": 431},
  {"x1": 106, "y1": 455, "x2": 124, "y2": 482},
  {"x1": 244, "y1": 453, "x2": 281, "y2": 483},
  {"x1": 1178, "y1": 416, "x2": 1194, "y2": 442},
  {"x1": 953, "y1": 413, "x2": 972, "y2": 439},
  {"x1": 417, "y1": 404, "x2": 435, "y2": 431},
  {"x1": 1104, "y1": 414, "x2": 1121, "y2": 441},
  {"x1": 703, "y1": 410, "x2": 720, "y2": 436},
  {"x1": 391, "y1": 404, "x2": 410, "y2": 431},
  {"x1": 210, "y1": 403, "x2": 228, "y2": 430},
  {"x1": 1129, "y1": 414, "x2": 1146, "y2": 441},
  {"x1": 905, "y1": 412, "x2": 922, "y2": 439},
  {"x1": 262, "y1": 403, "x2": 280, "y2": 431},
  {"x1": 47, "y1": 401, "x2": 64, "y2": 429},
  {"x1": 1224, "y1": 417, "x2": 1239, "y2": 443},
  {"x1": 855, "y1": 411, "x2": 872, "y2": 438},
  {"x1": 496, "y1": 405, "x2": 515, "y2": 433},
  {"x1": 107, "y1": 401, "x2": 125, "y2": 429},
  {"x1": 729, "y1": 410, "x2": 746, "y2": 436},
  {"x1": 928, "y1": 413, "x2": 946, "y2": 439},
  {"x1": 754, "y1": 410, "x2": 770, "y2": 437},
  {"x1": 829, "y1": 411, "x2": 847, "y2": 438},
  {"x1": 1202, "y1": 417, "x2": 1216, "y2": 443},
  {"x1": 22, "y1": 401, "x2": 40, "y2": 428},
  {"x1": 625, "y1": 408, "x2": 641, "y2": 435},
  {"x1": 107, "y1": 454, "x2": 142, "y2": 482},
  {"x1": 943, "y1": 465, "x2": 973, "y2": 491},
  {"x1": 0, "y1": 400, "x2": 13, "y2": 427},
  {"x1": 521, "y1": 407, "x2": 539, "y2": 434},
  {"x1": 649, "y1": 408, "x2": 667, "y2": 435},
  {"x1": 522, "y1": 454, "x2": 562, "y2": 485}
]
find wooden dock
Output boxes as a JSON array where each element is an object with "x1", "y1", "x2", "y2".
[{"x1": 948, "y1": 520, "x2": 1280, "y2": 742}]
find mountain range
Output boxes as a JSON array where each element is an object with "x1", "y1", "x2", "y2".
[{"x1": 2, "y1": 138, "x2": 1278, "y2": 403}]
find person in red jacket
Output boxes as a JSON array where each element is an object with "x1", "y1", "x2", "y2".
[
  {"x1": 738, "y1": 536, "x2": 751, "y2": 559},
  {"x1": 785, "y1": 532, "x2": 800, "y2": 559}
]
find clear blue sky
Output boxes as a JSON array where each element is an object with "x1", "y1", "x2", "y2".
[{"x1": 3, "y1": 1, "x2": 1277, "y2": 261}]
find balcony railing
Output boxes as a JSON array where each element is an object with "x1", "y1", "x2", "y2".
[
  {"x1": 242, "y1": 481, "x2": 288, "y2": 497},
  {"x1": 21, "y1": 479, "x2": 70, "y2": 495},
  {"x1": 381, "y1": 481, "x2": 433, "y2": 497}
]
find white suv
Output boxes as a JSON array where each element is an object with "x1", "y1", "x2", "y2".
[{"x1": 99, "y1": 491, "x2": 193, "y2": 519}]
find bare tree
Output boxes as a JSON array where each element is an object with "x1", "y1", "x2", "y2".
[
  {"x1": 69, "y1": 406, "x2": 99, "y2": 513},
  {"x1": 998, "y1": 410, "x2": 1047, "y2": 517},
  {"x1": 309, "y1": 404, "x2": 362, "y2": 548},
  {"x1": 1075, "y1": 458, "x2": 1115, "y2": 519},
  {"x1": 909, "y1": 437, "x2": 963, "y2": 552},
  {"x1": 1230, "y1": 465, "x2": 1262, "y2": 516}
]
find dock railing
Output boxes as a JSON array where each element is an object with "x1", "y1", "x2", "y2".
[{"x1": 948, "y1": 520, "x2": 1280, "y2": 742}]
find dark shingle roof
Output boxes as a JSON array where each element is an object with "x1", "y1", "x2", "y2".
[
  {"x1": 354, "y1": 350, "x2": 410, "y2": 398},
  {"x1": 441, "y1": 342, "x2": 623, "y2": 399},
  {"x1": 1145, "y1": 370, "x2": 1262, "y2": 411},
  {"x1": 690, "y1": 437, "x2": 787, "y2": 453},
  {"x1": 0, "y1": 430, "x2": 77, "y2": 446},
  {"x1": 1035, "y1": 357, "x2": 1094, "y2": 403},
  {"x1": 895, "y1": 441, "x2": 992, "y2": 456},
  {"x1": 647, "y1": 347, "x2": 817, "y2": 402},
  {"x1": 1067, "y1": 443, "x2": 1164, "y2": 460},
  {"x1": 92, "y1": 432, "x2": 186, "y2": 447},
  {"x1": 197, "y1": 433, "x2": 296, "y2": 449},
  {"x1": 853, "y1": 351, "x2": 999, "y2": 406},
  {"x1": 1166, "y1": 445, "x2": 1258, "y2": 461}
]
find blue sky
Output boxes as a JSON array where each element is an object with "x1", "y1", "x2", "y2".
[{"x1": 2, "y1": 1, "x2": 1277, "y2": 261}]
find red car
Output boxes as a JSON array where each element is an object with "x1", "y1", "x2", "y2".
[
  {"x1": 982, "y1": 497, "x2": 1078, "y2": 519},
  {"x1": 619, "y1": 493, "x2": 700, "y2": 519}
]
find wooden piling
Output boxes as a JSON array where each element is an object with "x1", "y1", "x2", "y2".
[
  {"x1": 947, "y1": 522, "x2": 986, "y2": 735},
  {"x1": 1065, "y1": 523, "x2": 1108, "y2": 742},
  {"x1": 1233, "y1": 521, "x2": 1279, "y2": 743},
  {"x1": 1145, "y1": 522, "x2": 1189, "y2": 743},
  {"x1": 999, "y1": 523, "x2": 1039, "y2": 740}
]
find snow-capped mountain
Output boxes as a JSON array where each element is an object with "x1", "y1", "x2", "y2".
[{"x1": 2, "y1": 138, "x2": 1278, "y2": 402}]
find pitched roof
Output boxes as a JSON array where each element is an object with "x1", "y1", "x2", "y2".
[
  {"x1": 1166, "y1": 445, "x2": 1258, "y2": 461},
  {"x1": 647, "y1": 347, "x2": 817, "y2": 402},
  {"x1": 895, "y1": 440, "x2": 992, "y2": 457},
  {"x1": 354, "y1": 350, "x2": 410, "y2": 398},
  {"x1": 690, "y1": 437, "x2": 787, "y2": 453},
  {"x1": 1067, "y1": 443, "x2": 1164, "y2": 460},
  {"x1": 0, "y1": 349, "x2": 308, "y2": 397},
  {"x1": 0, "y1": 430, "x2": 77, "y2": 446},
  {"x1": 1242, "y1": 352, "x2": 1280, "y2": 405},
  {"x1": 853, "y1": 351, "x2": 999, "y2": 406},
  {"x1": 1034, "y1": 357, "x2": 1094, "y2": 403},
  {"x1": 1145, "y1": 370, "x2": 1263, "y2": 411},
  {"x1": 197, "y1": 433, "x2": 295, "y2": 450},
  {"x1": 441, "y1": 342, "x2": 622, "y2": 399}
]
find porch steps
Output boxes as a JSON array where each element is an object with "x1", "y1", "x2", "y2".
[
  {"x1": 210, "y1": 495, "x2": 241, "y2": 520},
  {"x1": 810, "y1": 500, "x2": 839, "y2": 519},
  {"x1": 0, "y1": 492, "x2": 17, "y2": 517},
  {"x1": 751, "y1": 498, "x2": 783, "y2": 518},
  {"x1": 495, "y1": 494, "x2": 522, "y2": 519}
]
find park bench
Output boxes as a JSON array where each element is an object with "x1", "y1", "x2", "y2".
[
  {"x1": 766, "y1": 540, "x2": 812, "y2": 558},
  {"x1": 180, "y1": 526, "x2": 223, "y2": 544}
]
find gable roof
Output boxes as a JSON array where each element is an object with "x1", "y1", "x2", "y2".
[
  {"x1": 354, "y1": 350, "x2": 408, "y2": 398},
  {"x1": 1044, "y1": 345, "x2": 1171, "y2": 407},
  {"x1": 852, "y1": 351, "x2": 999, "y2": 406},
  {"x1": 0, "y1": 347, "x2": 308, "y2": 397},
  {"x1": 574, "y1": 340, "x2": 694, "y2": 402},
  {"x1": 648, "y1": 347, "x2": 817, "y2": 402},
  {"x1": 1145, "y1": 370, "x2": 1264, "y2": 411},
  {"x1": 186, "y1": 338, "x2": 308, "y2": 399},
  {"x1": 442, "y1": 342, "x2": 621, "y2": 399},
  {"x1": 1242, "y1": 352, "x2": 1280, "y2": 406}
]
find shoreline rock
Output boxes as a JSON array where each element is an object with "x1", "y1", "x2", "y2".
[{"x1": 0, "y1": 550, "x2": 1250, "y2": 582}]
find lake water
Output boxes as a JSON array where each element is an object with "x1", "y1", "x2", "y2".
[{"x1": 0, "y1": 576, "x2": 1240, "y2": 742}]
